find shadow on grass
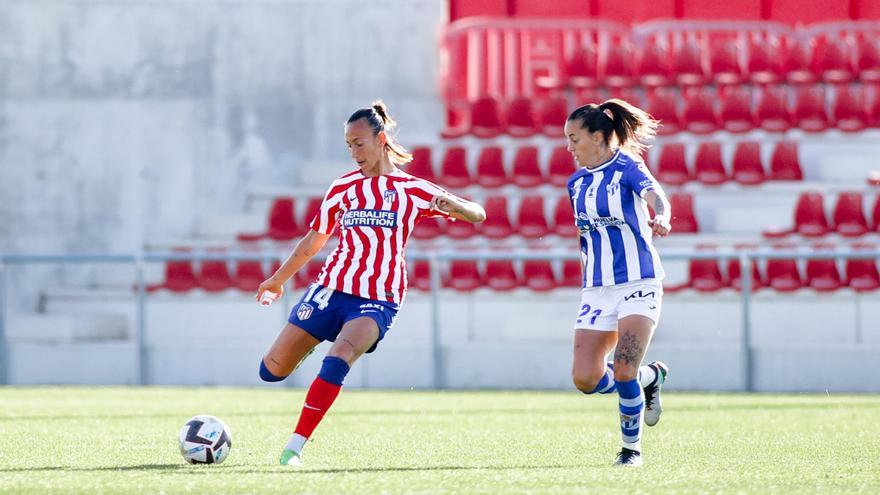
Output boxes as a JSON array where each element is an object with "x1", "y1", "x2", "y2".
[{"x1": 0, "y1": 464, "x2": 185, "y2": 473}]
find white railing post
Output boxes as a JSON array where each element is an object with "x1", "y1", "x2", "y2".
[
  {"x1": 739, "y1": 252, "x2": 753, "y2": 392},
  {"x1": 429, "y1": 253, "x2": 443, "y2": 389},
  {"x1": 135, "y1": 253, "x2": 148, "y2": 385},
  {"x1": 0, "y1": 261, "x2": 7, "y2": 385}
]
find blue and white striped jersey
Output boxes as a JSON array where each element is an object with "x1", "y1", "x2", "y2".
[{"x1": 567, "y1": 150, "x2": 665, "y2": 288}]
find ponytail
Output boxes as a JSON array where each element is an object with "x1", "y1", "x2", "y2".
[{"x1": 567, "y1": 98, "x2": 659, "y2": 157}]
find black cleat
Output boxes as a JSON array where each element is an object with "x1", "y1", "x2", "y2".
[
  {"x1": 644, "y1": 361, "x2": 668, "y2": 427},
  {"x1": 614, "y1": 447, "x2": 643, "y2": 467}
]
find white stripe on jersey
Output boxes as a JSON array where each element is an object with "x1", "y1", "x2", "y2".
[
  {"x1": 632, "y1": 193, "x2": 664, "y2": 279},
  {"x1": 588, "y1": 170, "x2": 616, "y2": 286},
  {"x1": 607, "y1": 170, "x2": 643, "y2": 282}
]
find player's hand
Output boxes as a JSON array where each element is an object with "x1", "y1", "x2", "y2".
[
  {"x1": 256, "y1": 277, "x2": 285, "y2": 304},
  {"x1": 430, "y1": 194, "x2": 460, "y2": 214},
  {"x1": 649, "y1": 216, "x2": 671, "y2": 237}
]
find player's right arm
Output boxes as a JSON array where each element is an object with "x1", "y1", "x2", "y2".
[{"x1": 256, "y1": 230, "x2": 332, "y2": 302}]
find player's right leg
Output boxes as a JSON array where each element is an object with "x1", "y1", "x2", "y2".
[
  {"x1": 259, "y1": 323, "x2": 321, "y2": 382},
  {"x1": 572, "y1": 329, "x2": 618, "y2": 394}
]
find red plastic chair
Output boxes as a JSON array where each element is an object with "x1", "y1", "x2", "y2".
[
  {"x1": 475, "y1": 146, "x2": 507, "y2": 188},
  {"x1": 833, "y1": 192, "x2": 869, "y2": 236},
  {"x1": 484, "y1": 260, "x2": 520, "y2": 291},
  {"x1": 731, "y1": 141, "x2": 765, "y2": 186},
  {"x1": 794, "y1": 192, "x2": 830, "y2": 237},
  {"x1": 301, "y1": 197, "x2": 323, "y2": 233},
  {"x1": 689, "y1": 259, "x2": 726, "y2": 292},
  {"x1": 481, "y1": 196, "x2": 514, "y2": 239},
  {"x1": 673, "y1": 41, "x2": 707, "y2": 86},
  {"x1": 548, "y1": 146, "x2": 576, "y2": 186},
  {"x1": 517, "y1": 196, "x2": 550, "y2": 239},
  {"x1": 646, "y1": 88, "x2": 681, "y2": 135},
  {"x1": 439, "y1": 147, "x2": 471, "y2": 188},
  {"x1": 412, "y1": 216, "x2": 443, "y2": 240},
  {"x1": 506, "y1": 97, "x2": 539, "y2": 137},
  {"x1": 710, "y1": 39, "x2": 744, "y2": 84},
  {"x1": 833, "y1": 85, "x2": 868, "y2": 132},
  {"x1": 295, "y1": 260, "x2": 326, "y2": 288},
  {"x1": 157, "y1": 258, "x2": 200, "y2": 292},
  {"x1": 845, "y1": 258, "x2": 880, "y2": 291},
  {"x1": 408, "y1": 260, "x2": 432, "y2": 291},
  {"x1": 199, "y1": 257, "x2": 234, "y2": 292},
  {"x1": 539, "y1": 97, "x2": 569, "y2": 137},
  {"x1": 768, "y1": 141, "x2": 803, "y2": 181},
  {"x1": 655, "y1": 143, "x2": 690, "y2": 186},
  {"x1": 748, "y1": 37, "x2": 785, "y2": 84},
  {"x1": 233, "y1": 260, "x2": 266, "y2": 292},
  {"x1": 637, "y1": 39, "x2": 673, "y2": 87},
  {"x1": 694, "y1": 141, "x2": 728, "y2": 185},
  {"x1": 873, "y1": 195, "x2": 880, "y2": 232},
  {"x1": 681, "y1": 87, "x2": 719, "y2": 134},
  {"x1": 805, "y1": 256, "x2": 842, "y2": 292},
  {"x1": 470, "y1": 96, "x2": 505, "y2": 138},
  {"x1": 407, "y1": 147, "x2": 436, "y2": 182},
  {"x1": 719, "y1": 85, "x2": 755, "y2": 133},
  {"x1": 669, "y1": 193, "x2": 699, "y2": 233},
  {"x1": 783, "y1": 40, "x2": 817, "y2": 84},
  {"x1": 523, "y1": 261, "x2": 557, "y2": 291},
  {"x1": 564, "y1": 45, "x2": 600, "y2": 88},
  {"x1": 511, "y1": 147, "x2": 544, "y2": 187},
  {"x1": 813, "y1": 37, "x2": 855, "y2": 83},
  {"x1": 238, "y1": 197, "x2": 299, "y2": 242},
  {"x1": 444, "y1": 260, "x2": 483, "y2": 291},
  {"x1": 857, "y1": 37, "x2": 880, "y2": 81},
  {"x1": 561, "y1": 260, "x2": 582, "y2": 287},
  {"x1": 793, "y1": 85, "x2": 830, "y2": 132},
  {"x1": 441, "y1": 102, "x2": 471, "y2": 139},
  {"x1": 445, "y1": 216, "x2": 478, "y2": 239},
  {"x1": 604, "y1": 42, "x2": 637, "y2": 87},
  {"x1": 553, "y1": 196, "x2": 577, "y2": 237},
  {"x1": 728, "y1": 258, "x2": 766, "y2": 291},
  {"x1": 756, "y1": 85, "x2": 792, "y2": 132},
  {"x1": 766, "y1": 257, "x2": 804, "y2": 292}
]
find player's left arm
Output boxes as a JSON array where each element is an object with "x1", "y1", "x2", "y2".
[
  {"x1": 430, "y1": 194, "x2": 486, "y2": 224},
  {"x1": 644, "y1": 189, "x2": 671, "y2": 237}
]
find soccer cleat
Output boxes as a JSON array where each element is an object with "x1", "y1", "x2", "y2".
[
  {"x1": 280, "y1": 448, "x2": 303, "y2": 467},
  {"x1": 614, "y1": 448, "x2": 642, "y2": 467},
  {"x1": 643, "y1": 361, "x2": 668, "y2": 427}
]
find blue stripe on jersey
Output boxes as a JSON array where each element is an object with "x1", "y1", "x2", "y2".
[
  {"x1": 595, "y1": 170, "x2": 629, "y2": 284},
  {"x1": 620, "y1": 188, "x2": 655, "y2": 279}
]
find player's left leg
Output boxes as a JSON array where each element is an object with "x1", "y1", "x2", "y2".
[
  {"x1": 281, "y1": 317, "x2": 380, "y2": 466},
  {"x1": 612, "y1": 314, "x2": 656, "y2": 466}
]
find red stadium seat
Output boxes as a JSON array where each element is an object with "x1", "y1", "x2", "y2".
[
  {"x1": 564, "y1": 45, "x2": 600, "y2": 89},
  {"x1": 553, "y1": 196, "x2": 577, "y2": 237},
  {"x1": 728, "y1": 258, "x2": 766, "y2": 291},
  {"x1": 673, "y1": 41, "x2": 707, "y2": 86},
  {"x1": 517, "y1": 195, "x2": 550, "y2": 239},
  {"x1": 539, "y1": 97, "x2": 569, "y2": 137},
  {"x1": 408, "y1": 260, "x2": 432, "y2": 291},
  {"x1": 873, "y1": 195, "x2": 880, "y2": 232},
  {"x1": 444, "y1": 260, "x2": 483, "y2": 291},
  {"x1": 654, "y1": 143, "x2": 690, "y2": 186},
  {"x1": 794, "y1": 192, "x2": 830, "y2": 237},
  {"x1": 719, "y1": 85, "x2": 755, "y2": 133},
  {"x1": 833, "y1": 192, "x2": 869, "y2": 237},
  {"x1": 506, "y1": 97, "x2": 539, "y2": 137},
  {"x1": 637, "y1": 39, "x2": 673, "y2": 87},
  {"x1": 833, "y1": 85, "x2": 868, "y2": 132},
  {"x1": 440, "y1": 102, "x2": 471, "y2": 139},
  {"x1": 412, "y1": 216, "x2": 443, "y2": 240},
  {"x1": 646, "y1": 88, "x2": 680, "y2": 135},
  {"x1": 475, "y1": 146, "x2": 507, "y2": 188},
  {"x1": 295, "y1": 260, "x2": 326, "y2": 288},
  {"x1": 523, "y1": 261, "x2": 557, "y2": 291},
  {"x1": 669, "y1": 193, "x2": 699, "y2": 234},
  {"x1": 548, "y1": 146, "x2": 576, "y2": 186},
  {"x1": 238, "y1": 197, "x2": 300, "y2": 242},
  {"x1": 689, "y1": 258, "x2": 727, "y2": 292},
  {"x1": 470, "y1": 96, "x2": 505, "y2": 138},
  {"x1": 302, "y1": 197, "x2": 323, "y2": 233},
  {"x1": 681, "y1": 87, "x2": 719, "y2": 134},
  {"x1": 606, "y1": 87, "x2": 643, "y2": 108},
  {"x1": 756, "y1": 85, "x2": 792, "y2": 132},
  {"x1": 748, "y1": 37, "x2": 785, "y2": 84},
  {"x1": 481, "y1": 196, "x2": 514, "y2": 239},
  {"x1": 783, "y1": 41, "x2": 817, "y2": 84},
  {"x1": 768, "y1": 141, "x2": 803, "y2": 181},
  {"x1": 574, "y1": 88, "x2": 605, "y2": 108},
  {"x1": 857, "y1": 37, "x2": 880, "y2": 81},
  {"x1": 805, "y1": 256, "x2": 842, "y2": 292},
  {"x1": 439, "y1": 147, "x2": 471, "y2": 188},
  {"x1": 693, "y1": 141, "x2": 728, "y2": 185},
  {"x1": 604, "y1": 42, "x2": 637, "y2": 88},
  {"x1": 198, "y1": 257, "x2": 234, "y2": 292},
  {"x1": 871, "y1": 87, "x2": 880, "y2": 128},
  {"x1": 845, "y1": 258, "x2": 880, "y2": 291},
  {"x1": 484, "y1": 260, "x2": 520, "y2": 291},
  {"x1": 407, "y1": 147, "x2": 436, "y2": 183},
  {"x1": 445, "y1": 215, "x2": 478, "y2": 239},
  {"x1": 813, "y1": 37, "x2": 856, "y2": 83},
  {"x1": 793, "y1": 85, "x2": 830, "y2": 132},
  {"x1": 233, "y1": 260, "x2": 266, "y2": 292},
  {"x1": 156, "y1": 258, "x2": 199, "y2": 292},
  {"x1": 511, "y1": 147, "x2": 543, "y2": 187},
  {"x1": 710, "y1": 39, "x2": 745, "y2": 84},
  {"x1": 766, "y1": 257, "x2": 804, "y2": 292},
  {"x1": 731, "y1": 141, "x2": 765, "y2": 186},
  {"x1": 561, "y1": 260, "x2": 582, "y2": 287}
]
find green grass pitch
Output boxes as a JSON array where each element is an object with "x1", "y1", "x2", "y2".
[{"x1": 0, "y1": 387, "x2": 878, "y2": 494}]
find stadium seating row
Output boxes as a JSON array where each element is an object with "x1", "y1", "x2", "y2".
[
  {"x1": 147, "y1": 251, "x2": 880, "y2": 294},
  {"x1": 652, "y1": 140, "x2": 802, "y2": 185},
  {"x1": 444, "y1": 84, "x2": 880, "y2": 138},
  {"x1": 765, "y1": 191, "x2": 880, "y2": 238}
]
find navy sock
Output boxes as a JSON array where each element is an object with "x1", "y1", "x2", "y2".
[
  {"x1": 259, "y1": 360, "x2": 285, "y2": 382},
  {"x1": 582, "y1": 362, "x2": 617, "y2": 394},
  {"x1": 317, "y1": 356, "x2": 350, "y2": 386}
]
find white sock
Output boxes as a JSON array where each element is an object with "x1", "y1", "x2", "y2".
[
  {"x1": 637, "y1": 365, "x2": 656, "y2": 389},
  {"x1": 622, "y1": 440, "x2": 642, "y2": 453},
  {"x1": 286, "y1": 433, "x2": 307, "y2": 455}
]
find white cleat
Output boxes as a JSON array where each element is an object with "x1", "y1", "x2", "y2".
[{"x1": 643, "y1": 361, "x2": 668, "y2": 427}]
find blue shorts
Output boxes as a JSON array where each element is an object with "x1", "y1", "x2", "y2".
[{"x1": 287, "y1": 284, "x2": 399, "y2": 353}]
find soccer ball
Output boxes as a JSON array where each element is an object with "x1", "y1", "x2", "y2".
[{"x1": 178, "y1": 415, "x2": 232, "y2": 464}]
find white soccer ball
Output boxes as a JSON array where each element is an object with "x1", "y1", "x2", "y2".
[{"x1": 178, "y1": 415, "x2": 232, "y2": 464}]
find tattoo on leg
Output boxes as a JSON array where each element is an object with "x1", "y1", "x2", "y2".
[{"x1": 615, "y1": 333, "x2": 642, "y2": 366}]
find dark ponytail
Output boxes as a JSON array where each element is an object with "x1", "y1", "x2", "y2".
[
  {"x1": 567, "y1": 98, "x2": 659, "y2": 157},
  {"x1": 346, "y1": 100, "x2": 413, "y2": 166}
]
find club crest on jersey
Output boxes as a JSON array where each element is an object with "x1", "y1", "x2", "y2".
[
  {"x1": 296, "y1": 302, "x2": 314, "y2": 320},
  {"x1": 342, "y1": 209, "x2": 398, "y2": 228},
  {"x1": 383, "y1": 189, "x2": 397, "y2": 203},
  {"x1": 606, "y1": 181, "x2": 620, "y2": 196}
]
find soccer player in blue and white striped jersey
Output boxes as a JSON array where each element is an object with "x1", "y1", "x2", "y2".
[{"x1": 564, "y1": 99, "x2": 671, "y2": 467}]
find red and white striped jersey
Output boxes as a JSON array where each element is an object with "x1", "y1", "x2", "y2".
[{"x1": 309, "y1": 168, "x2": 451, "y2": 304}]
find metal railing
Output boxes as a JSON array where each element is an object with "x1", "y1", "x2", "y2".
[{"x1": 0, "y1": 249, "x2": 878, "y2": 390}]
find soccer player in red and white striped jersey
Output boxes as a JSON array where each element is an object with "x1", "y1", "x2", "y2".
[{"x1": 256, "y1": 101, "x2": 485, "y2": 466}]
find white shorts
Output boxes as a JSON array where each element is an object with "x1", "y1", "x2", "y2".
[{"x1": 573, "y1": 279, "x2": 663, "y2": 332}]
